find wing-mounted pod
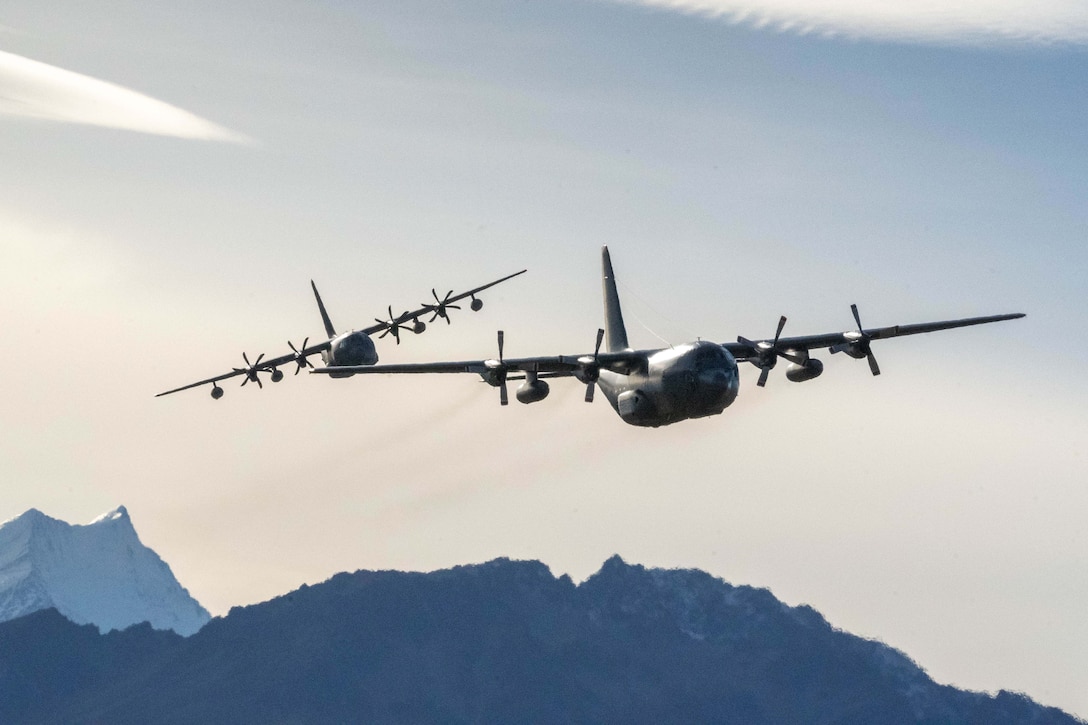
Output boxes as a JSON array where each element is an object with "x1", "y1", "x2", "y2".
[
  {"x1": 785, "y1": 356, "x2": 824, "y2": 382},
  {"x1": 478, "y1": 330, "x2": 552, "y2": 405},
  {"x1": 516, "y1": 369, "x2": 550, "y2": 404}
]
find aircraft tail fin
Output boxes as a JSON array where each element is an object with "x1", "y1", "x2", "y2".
[
  {"x1": 601, "y1": 246, "x2": 630, "y2": 352},
  {"x1": 311, "y1": 280, "x2": 337, "y2": 338}
]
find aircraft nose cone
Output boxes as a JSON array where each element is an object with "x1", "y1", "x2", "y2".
[
  {"x1": 700, "y1": 369, "x2": 728, "y2": 390},
  {"x1": 699, "y1": 368, "x2": 737, "y2": 404}
]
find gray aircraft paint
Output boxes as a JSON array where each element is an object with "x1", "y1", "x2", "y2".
[{"x1": 597, "y1": 249, "x2": 741, "y2": 427}]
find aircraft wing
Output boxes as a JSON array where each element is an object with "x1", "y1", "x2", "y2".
[
  {"x1": 310, "y1": 349, "x2": 646, "y2": 378},
  {"x1": 155, "y1": 340, "x2": 334, "y2": 397},
  {"x1": 725, "y1": 311, "x2": 1024, "y2": 371},
  {"x1": 356, "y1": 269, "x2": 528, "y2": 336},
  {"x1": 156, "y1": 269, "x2": 527, "y2": 398},
  {"x1": 312, "y1": 312, "x2": 1024, "y2": 381}
]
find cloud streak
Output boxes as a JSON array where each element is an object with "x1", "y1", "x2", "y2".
[
  {"x1": 612, "y1": 0, "x2": 1088, "y2": 45},
  {"x1": 0, "y1": 50, "x2": 251, "y2": 142}
]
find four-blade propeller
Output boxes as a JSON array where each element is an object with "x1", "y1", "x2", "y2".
[
  {"x1": 576, "y1": 328, "x2": 605, "y2": 402},
  {"x1": 738, "y1": 316, "x2": 803, "y2": 387},
  {"x1": 830, "y1": 304, "x2": 881, "y2": 376},
  {"x1": 483, "y1": 330, "x2": 509, "y2": 406}
]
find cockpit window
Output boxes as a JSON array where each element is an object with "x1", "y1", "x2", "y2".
[{"x1": 693, "y1": 344, "x2": 727, "y2": 367}]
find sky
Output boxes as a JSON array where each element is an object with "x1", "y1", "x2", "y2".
[{"x1": 1, "y1": 0, "x2": 1086, "y2": 717}]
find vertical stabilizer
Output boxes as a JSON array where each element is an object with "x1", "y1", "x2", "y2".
[
  {"x1": 601, "y1": 246, "x2": 630, "y2": 352},
  {"x1": 311, "y1": 280, "x2": 337, "y2": 338}
]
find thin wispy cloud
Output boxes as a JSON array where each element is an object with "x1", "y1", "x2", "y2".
[
  {"x1": 0, "y1": 50, "x2": 251, "y2": 143},
  {"x1": 612, "y1": 0, "x2": 1088, "y2": 44}
]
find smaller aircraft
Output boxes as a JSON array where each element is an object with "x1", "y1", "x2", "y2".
[
  {"x1": 312, "y1": 247, "x2": 1024, "y2": 428},
  {"x1": 156, "y1": 269, "x2": 525, "y2": 399}
]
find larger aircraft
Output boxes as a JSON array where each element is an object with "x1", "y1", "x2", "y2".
[
  {"x1": 312, "y1": 247, "x2": 1024, "y2": 427},
  {"x1": 157, "y1": 269, "x2": 525, "y2": 399}
]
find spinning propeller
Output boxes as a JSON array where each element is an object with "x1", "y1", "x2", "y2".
[
  {"x1": 375, "y1": 306, "x2": 412, "y2": 344},
  {"x1": 831, "y1": 304, "x2": 881, "y2": 376},
  {"x1": 423, "y1": 289, "x2": 462, "y2": 324},
  {"x1": 288, "y1": 338, "x2": 314, "y2": 374},
  {"x1": 233, "y1": 352, "x2": 266, "y2": 388}
]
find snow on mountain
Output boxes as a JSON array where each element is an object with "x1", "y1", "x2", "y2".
[{"x1": 0, "y1": 506, "x2": 209, "y2": 636}]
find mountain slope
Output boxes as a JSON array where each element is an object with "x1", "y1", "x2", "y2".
[
  {"x1": 0, "y1": 507, "x2": 209, "y2": 636},
  {"x1": 0, "y1": 556, "x2": 1079, "y2": 724}
]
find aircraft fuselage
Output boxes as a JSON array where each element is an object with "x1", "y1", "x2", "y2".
[
  {"x1": 598, "y1": 340, "x2": 740, "y2": 427},
  {"x1": 323, "y1": 330, "x2": 379, "y2": 377}
]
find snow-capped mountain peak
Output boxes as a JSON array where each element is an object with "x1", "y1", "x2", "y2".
[
  {"x1": 90, "y1": 505, "x2": 130, "y2": 524},
  {"x1": 0, "y1": 506, "x2": 210, "y2": 636}
]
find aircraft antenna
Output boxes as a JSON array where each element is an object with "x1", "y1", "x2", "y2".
[{"x1": 613, "y1": 278, "x2": 695, "y2": 348}]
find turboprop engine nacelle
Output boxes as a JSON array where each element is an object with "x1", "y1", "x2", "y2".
[
  {"x1": 785, "y1": 358, "x2": 824, "y2": 383},
  {"x1": 516, "y1": 378, "x2": 550, "y2": 404},
  {"x1": 837, "y1": 341, "x2": 869, "y2": 359}
]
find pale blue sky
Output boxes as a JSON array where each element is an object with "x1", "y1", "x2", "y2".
[{"x1": 2, "y1": 0, "x2": 1086, "y2": 717}]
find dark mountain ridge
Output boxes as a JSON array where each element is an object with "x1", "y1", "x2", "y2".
[{"x1": 0, "y1": 556, "x2": 1079, "y2": 724}]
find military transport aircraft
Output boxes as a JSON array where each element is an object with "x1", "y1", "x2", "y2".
[
  {"x1": 311, "y1": 247, "x2": 1024, "y2": 428},
  {"x1": 156, "y1": 270, "x2": 526, "y2": 399}
]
